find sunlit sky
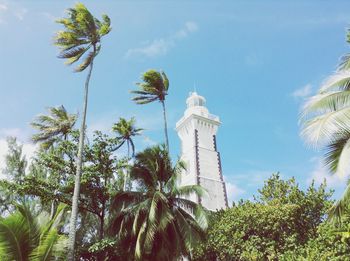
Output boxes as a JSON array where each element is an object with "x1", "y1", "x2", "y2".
[{"x1": 1, "y1": 0, "x2": 350, "y2": 203}]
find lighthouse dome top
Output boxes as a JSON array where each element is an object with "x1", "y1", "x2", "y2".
[
  {"x1": 176, "y1": 91, "x2": 220, "y2": 130},
  {"x1": 186, "y1": 92, "x2": 206, "y2": 108}
]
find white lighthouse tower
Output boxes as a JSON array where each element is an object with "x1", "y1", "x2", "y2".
[{"x1": 176, "y1": 92, "x2": 228, "y2": 211}]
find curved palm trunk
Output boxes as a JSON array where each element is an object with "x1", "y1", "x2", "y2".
[
  {"x1": 67, "y1": 59, "x2": 94, "y2": 261},
  {"x1": 161, "y1": 100, "x2": 169, "y2": 151},
  {"x1": 123, "y1": 142, "x2": 130, "y2": 191}
]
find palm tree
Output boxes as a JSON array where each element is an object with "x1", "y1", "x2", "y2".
[
  {"x1": 300, "y1": 30, "x2": 350, "y2": 222},
  {"x1": 109, "y1": 145, "x2": 208, "y2": 261},
  {"x1": 131, "y1": 70, "x2": 170, "y2": 150},
  {"x1": 112, "y1": 117, "x2": 143, "y2": 191},
  {"x1": 112, "y1": 117, "x2": 143, "y2": 158},
  {"x1": 31, "y1": 105, "x2": 77, "y2": 149},
  {"x1": 54, "y1": 3, "x2": 111, "y2": 259},
  {"x1": 31, "y1": 105, "x2": 76, "y2": 222},
  {"x1": 0, "y1": 203, "x2": 67, "y2": 260}
]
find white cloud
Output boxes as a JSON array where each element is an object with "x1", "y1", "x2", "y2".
[
  {"x1": 41, "y1": 12, "x2": 56, "y2": 21},
  {"x1": 0, "y1": 1, "x2": 28, "y2": 24},
  {"x1": 232, "y1": 170, "x2": 276, "y2": 188},
  {"x1": 306, "y1": 157, "x2": 347, "y2": 188},
  {"x1": 125, "y1": 21, "x2": 199, "y2": 58},
  {"x1": 225, "y1": 180, "x2": 245, "y2": 204},
  {"x1": 14, "y1": 8, "x2": 27, "y2": 21},
  {"x1": 0, "y1": 1, "x2": 7, "y2": 24},
  {"x1": 142, "y1": 136, "x2": 157, "y2": 147},
  {"x1": 292, "y1": 84, "x2": 312, "y2": 99},
  {"x1": 0, "y1": 128, "x2": 24, "y2": 139},
  {"x1": 0, "y1": 3, "x2": 7, "y2": 11}
]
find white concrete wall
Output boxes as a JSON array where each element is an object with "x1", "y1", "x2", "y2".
[{"x1": 176, "y1": 93, "x2": 228, "y2": 211}]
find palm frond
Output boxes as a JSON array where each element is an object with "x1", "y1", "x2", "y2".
[
  {"x1": 319, "y1": 70, "x2": 350, "y2": 93},
  {"x1": 338, "y1": 53, "x2": 350, "y2": 71},
  {"x1": 75, "y1": 50, "x2": 95, "y2": 72},
  {"x1": 301, "y1": 90, "x2": 350, "y2": 119},
  {"x1": 301, "y1": 107, "x2": 350, "y2": 147},
  {"x1": 324, "y1": 131, "x2": 350, "y2": 175},
  {"x1": 329, "y1": 182, "x2": 350, "y2": 223}
]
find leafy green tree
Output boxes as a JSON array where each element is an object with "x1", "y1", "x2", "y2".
[
  {"x1": 109, "y1": 145, "x2": 208, "y2": 261},
  {"x1": 31, "y1": 105, "x2": 77, "y2": 218},
  {"x1": 280, "y1": 222, "x2": 350, "y2": 260},
  {"x1": 300, "y1": 30, "x2": 350, "y2": 220},
  {"x1": 31, "y1": 105, "x2": 77, "y2": 150},
  {"x1": 6, "y1": 130, "x2": 126, "y2": 257},
  {"x1": 3, "y1": 137, "x2": 27, "y2": 183},
  {"x1": 192, "y1": 174, "x2": 333, "y2": 261},
  {"x1": 0, "y1": 137, "x2": 27, "y2": 215},
  {"x1": 131, "y1": 70, "x2": 170, "y2": 150},
  {"x1": 54, "y1": 3, "x2": 111, "y2": 258},
  {"x1": 112, "y1": 117, "x2": 143, "y2": 191},
  {"x1": 0, "y1": 203, "x2": 67, "y2": 260}
]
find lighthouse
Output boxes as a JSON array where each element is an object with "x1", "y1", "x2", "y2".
[{"x1": 176, "y1": 92, "x2": 228, "y2": 211}]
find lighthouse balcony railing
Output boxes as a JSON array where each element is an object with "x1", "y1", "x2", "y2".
[{"x1": 208, "y1": 114, "x2": 219, "y2": 121}]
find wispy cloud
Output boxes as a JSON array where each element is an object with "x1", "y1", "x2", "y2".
[
  {"x1": 142, "y1": 136, "x2": 157, "y2": 147},
  {"x1": 292, "y1": 84, "x2": 312, "y2": 99},
  {"x1": 306, "y1": 157, "x2": 347, "y2": 188},
  {"x1": 244, "y1": 53, "x2": 263, "y2": 67},
  {"x1": 0, "y1": 3, "x2": 7, "y2": 11},
  {"x1": 223, "y1": 169, "x2": 276, "y2": 203},
  {"x1": 40, "y1": 12, "x2": 56, "y2": 22},
  {"x1": 224, "y1": 179, "x2": 245, "y2": 204},
  {"x1": 125, "y1": 21, "x2": 198, "y2": 58},
  {"x1": 14, "y1": 7, "x2": 27, "y2": 21},
  {"x1": 0, "y1": 1, "x2": 7, "y2": 24},
  {"x1": 0, "y1": 1, "x2": 28, "y2": 24}
]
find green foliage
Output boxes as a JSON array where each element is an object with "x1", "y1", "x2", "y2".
[
  {"x1": 2, "y1": 137, "x2": 27, "y2": 183},
  {"x1": 0, "y1": 137, "x2": 28, "y2": 214},
  {"x1": 109, "y1": 145, "x2": 208, "y2": 261},
  {"x1": 4, "y1": 129, "x2": 126, "y2": 249},
  {"x1": 300, "y1": 30, "x2": 350, "y2": 221},
  {"x1": 0, "y1": 203, "x2": 67, "y2": 260},
  {"x1": 131, "y1": 69, "x2": 170, "y2": 149},
  {"x1": 31, "y1": 105, "x2": 77, "y2": 150},
  {"x1": 54, "y1": 3, "x2": 111, "y2": 72},
  {"x1": 112, "y1": 117, "x2": 143, "y2": 158},
  {"x1": 280, "y1": 222, "x2": 350, "y2": 260},
  {"x1": 192, "y1": 174, "x2": 333, "y2": 261},
  {"x1": 131, "y1": 70, "x2": 169, "y2": 104}
]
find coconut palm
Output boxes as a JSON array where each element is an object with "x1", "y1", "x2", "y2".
[
  {"x1": 31, "y1": 105, "x2": 77, "y2": 149},
  {"x1": 54, "y1": 3, "x2": 111, "y2": 259},
  {"x1": 112, "y1": 117, "x2": 143, "y2": 158},
  {"x1": 112, "y1": 117, "x2": 143, "y2": 191},
  {"x1": 131, "y1": 70, "x2": 170, "y2": 150},
  {"x1": 300, "y1": 30, "x2": 350, "y2": 221},
  {"x1": 109, "y1": 145, "x2": 208, "y2": 261},
  {"x1": 0, "y1": 203, "x2": 67, "y2": 260}
]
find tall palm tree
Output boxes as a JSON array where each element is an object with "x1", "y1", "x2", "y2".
[
  {"x1": 54, "y1": 3, "x2": 111, "y2": 259},
  {"x1": 112, "y1": 117, "x2": 143, "y2": 191},
  {"x1": 112, "y1": 117, "x2": 143, "y2": 158},
  {"x1": 131, "y1": 70, "x2": 170, "y2": 150},
  {"x1": 109, "y1": 145, "x2": 208, "y2": 261},
  {"x1": 31, "y1": 105, "x2": 77, "y2": 149},
  {"x1": 300, "y1": 30, "x2": 350, "y2": 221},
  {"x1": 0, "y1": 203, "x2": 67, "y2": 260}
]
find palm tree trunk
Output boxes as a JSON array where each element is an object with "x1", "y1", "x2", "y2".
[
  {"x1": 161, "y1": 100, "x2": 169, "y2": 151},
  {"x1": 67, "y1": 59, "x2": 94, "y2": 261}
]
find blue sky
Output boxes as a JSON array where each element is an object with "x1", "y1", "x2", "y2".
[{"x1": 1, "y1": 0, "x2": 350, "y2": 203}]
